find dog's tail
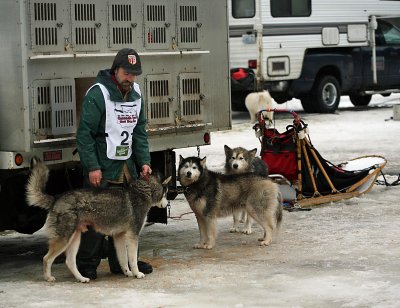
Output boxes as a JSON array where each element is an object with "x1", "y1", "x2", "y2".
[{"x1": 26, "y1": 157, "x2": 55, "y2": 210}]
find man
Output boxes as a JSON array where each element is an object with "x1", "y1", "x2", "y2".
[{"x1": 76, "y1": 48, "x2": 152, "y2": 279}]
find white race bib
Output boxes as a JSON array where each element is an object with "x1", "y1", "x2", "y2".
[{"x1": 88, "y1": 83, "x2": 142, "y2": 160}]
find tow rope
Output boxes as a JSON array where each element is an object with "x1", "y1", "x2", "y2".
[{"x1": 375, "y1": 171, "x2": 400, "y2": 186}]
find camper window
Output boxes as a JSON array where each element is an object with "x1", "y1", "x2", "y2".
[
  {"x1": 271, "y1": 0, "x2": 311, "y2": 18},
  {"x1": 232, "y1": 0, "x2": 255, "y2": 18}
]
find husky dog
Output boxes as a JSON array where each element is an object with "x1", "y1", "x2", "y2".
[
  {"x1": 178, "y1": 155, "x2": 282, "y2": 249},
  {"x1": 26, "y1": 158, "x2": 171, "y2": 283},
  {"x1": 245, "y1": 90, "x2": 274, "y2": 123},
  {"x1": 224, "y1": 145, "x2": 269, "y2": 234}
]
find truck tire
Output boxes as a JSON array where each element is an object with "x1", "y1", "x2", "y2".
[
  {"x1": 300, "y1": 95, "x2": 317, "y2": 113},
  {"x1": 349, "y1": 94, "x2": 372, "y2": 106},
  {"x1": 311, "y1": 75, "x2": 340, "y2": 113}
]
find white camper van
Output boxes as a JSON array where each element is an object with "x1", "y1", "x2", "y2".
[
  {"x1": 229, "y1": 0, "x2": 400, "y2": 113},
  {"x1": 0, "y1": 0, "x2": 231, "y2": 233}
]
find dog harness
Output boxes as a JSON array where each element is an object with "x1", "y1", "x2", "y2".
[{"x1": 87, "y1": 82, "x2": 142, "y2": 160}]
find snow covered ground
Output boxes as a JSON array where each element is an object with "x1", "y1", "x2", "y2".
[{"x1": 1, "y1": 95, "x2": 400, "y2": 308}]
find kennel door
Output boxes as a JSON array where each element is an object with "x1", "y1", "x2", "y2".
[
  {"x1": 108, "y1": 1, "x2": 140, "y2": 50},
  {"x1": 143, "y1": 1, "x2": 173, "y2": 50},
  {"x1": 50, "y1": 79, "x2": 77, "y2": 136},
  {"x1": 29, "y1": 0, "x2": 70, "y2": 53},
  {"x1": 70, "y1": 0, "x2": 106, "y2": 52},
  {"x1": 176, "y1": 0, "x2": 201, "y2": 49},
  {"x1": 178, "y1": 72, "x2": 205, "y2": 123},
  {"x1": 31, "y1": 79, "x2": 52, "y2": 140},
  {"x1": 145, "y1": 74, "x2": 175, "y2": 126}
]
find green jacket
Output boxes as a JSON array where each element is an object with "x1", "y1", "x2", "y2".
[{"x1": 76, "y1": 69, "x2": 150, "y2": 182}]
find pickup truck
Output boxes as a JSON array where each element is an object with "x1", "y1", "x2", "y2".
[{"x1": 231, "y1": 18, "x2": 400, "y2": 113}]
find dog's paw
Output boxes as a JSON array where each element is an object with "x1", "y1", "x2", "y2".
[
  {"x1": 242, "y1": 228, "x2": 252, "y2": 235},
  {"x1": 230, "y1": 227, "x2": 240, "y2": 233},
  {"x1": 258, "y1": 238, "x2": 272, "y2": 246},
  {"x1": 193, "y1": 243, "x2": 213, "y2": 249},
  {"x1": 79, "y1": 277, "x2": 91, "y2": 283},
  {"x1": 135, "y1": 272, "x2": 145, "y2": 279},
  {"x1": 124, "y1": 270, "x2": 133, "y2": 277},
  {"x1": 45, "y1": 276, "x2": 56, "y2": 282}
]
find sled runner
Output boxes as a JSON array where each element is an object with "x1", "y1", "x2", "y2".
[{"x1": 253, "y1": 109, "x2": 387, "y2": 208}]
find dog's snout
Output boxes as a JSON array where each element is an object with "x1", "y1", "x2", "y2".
[
  {"x1": 233, "y1": 164, "x2": 238, "y2": 169},
  {"x1": 186, "y1": 171, "x2": 192, "y2": 177}
]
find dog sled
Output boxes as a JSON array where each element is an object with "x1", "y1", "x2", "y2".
[{"x1": 253, "y1": 109, "x2": 387, "y2": 208}]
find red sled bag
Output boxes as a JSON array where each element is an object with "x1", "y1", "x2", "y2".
[{"x1": 261, "y1": 127, "x2": 298, "y2": 180}]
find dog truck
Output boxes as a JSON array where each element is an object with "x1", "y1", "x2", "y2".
[
  {"x1": 229, "y1": 0, "x2": 400, "y2": 113},
  {"x1": 0, "y1": 0, "x2": 231, "y2": 234}
]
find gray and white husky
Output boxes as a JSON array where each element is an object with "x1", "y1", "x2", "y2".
[
  {"x1": 26, "y1": 158, "x2": 171, "y2": 283},
  {"x1": 178, "y1": 155, "x2": 281, "y2": 249},
  {"x1": 224, "y1": 145, "x2": 269, "y2": 234}
]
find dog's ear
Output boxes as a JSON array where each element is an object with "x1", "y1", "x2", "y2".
[
  {"x1": 179, "y1": 155, "x2": 184, "y2": 165},
  {"x1": 150, "y1": 169, "x2": 167, "y2": 185},
  {"x1": 224, "y1": 145, "x2": 231, "y2": 156},
  {"x1": 162, "y1": 176, "x2": 172, "y2": 185},
  {"x1": 30, "y1": 156, "x2": 41, "y2": 169},
  {"x1": 249, "y1": 148, "x2": 257, "y2": 158},
  {"x1": 200, "y1": 157, "x2": 207, "y2": 168}
]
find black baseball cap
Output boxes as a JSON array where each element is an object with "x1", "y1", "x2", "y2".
[{"x1": 111, "y1": 48, "x2": 142, "y2": 75}]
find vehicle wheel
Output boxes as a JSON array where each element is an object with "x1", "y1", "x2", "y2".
[
  {"x1": 300, "y1": 95, "x2": 317, "y2": 113},
  {"x1": 311, "y1": 75, "x2": 340, "y2": 113},
  {"x1": 349, "y1": 94, "x2": 372, "y2": 106}
]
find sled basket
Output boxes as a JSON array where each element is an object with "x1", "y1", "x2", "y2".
[
  {"x1": 261, "y1": 126, "x2": 298, "y2": 180},
  {"x1": 254, "y1": 109, "x2": 387, "y2": 208}
]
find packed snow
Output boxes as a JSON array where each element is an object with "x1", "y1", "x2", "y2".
[{"x1": 1, "y1": 95, "x2": 400, "y2": 308}]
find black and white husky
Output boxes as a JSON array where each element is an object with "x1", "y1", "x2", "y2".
[{"x1": 178, "y1": 155, "x2": 281, "y2": 249}]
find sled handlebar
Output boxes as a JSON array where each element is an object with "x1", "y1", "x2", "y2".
[{"x1": 256, "y1": 109, "x2": 301, "y2": 125}]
